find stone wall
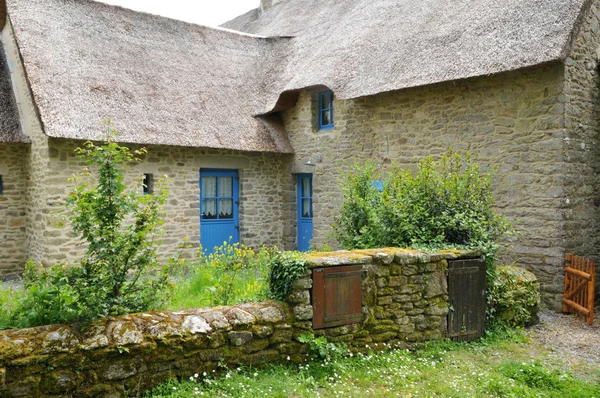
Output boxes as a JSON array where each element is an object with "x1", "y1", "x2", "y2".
[
  {"x1": 0, "y1": 248, "x2": 476, "y2": 397},
  {"x1": 0, "y1": 143, "x2": 28, "y2": 275},
  {"x1": 282, "y1": 63, "x2": 571, "y2": 308},
  {"x1": 563, "y1": 0, "x2": 600, "y2": 301},
  {"x1": 41, "y1": 138, "x2": 292, "y2": 265}
]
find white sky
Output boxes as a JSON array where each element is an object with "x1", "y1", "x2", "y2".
[{"x1": 97, "y1": 0, "x2": 258, "y2": 27}]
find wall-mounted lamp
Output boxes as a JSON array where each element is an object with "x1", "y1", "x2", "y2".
[{"x1": 304, "y1": 155, "x2": 322, "y2": 166}]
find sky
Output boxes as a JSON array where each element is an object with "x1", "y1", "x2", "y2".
[{"x1": 97, "y1": 0, "x2": 258, "y2": 27}]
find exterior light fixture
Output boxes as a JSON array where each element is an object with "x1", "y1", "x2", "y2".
[{"x1": 303, "y1": 155, "x2": 322, "y2": 166}]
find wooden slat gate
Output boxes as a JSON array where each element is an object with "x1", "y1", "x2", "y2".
[
  {"x1": 563, "y1": 253, "x2": 595, "y2": 325},
  {"x1": 447, "y1": 258, "x2": 486, "y2": 342}
]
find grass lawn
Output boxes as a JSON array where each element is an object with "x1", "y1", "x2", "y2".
[{"x1": 146, "y1": 329, "x2": 600, "y2": 398}]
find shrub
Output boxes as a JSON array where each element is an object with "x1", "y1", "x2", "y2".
[
  {"x1": 11, "y1": 127, "x2": 177, "y2": 327},
  {"x1": 493, "y1": 266, "x2": 541, "y2": 327},
  {"x1": 333, "y1": 149, "x2": 513, "y2": 322},
  {"x1": 267, "y1": 251, "x2": 308, "y2": 301}
]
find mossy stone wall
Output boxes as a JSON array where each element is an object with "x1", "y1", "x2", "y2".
[{"x1": 0, "y1": 249, "x2": 479, "y2": 397}]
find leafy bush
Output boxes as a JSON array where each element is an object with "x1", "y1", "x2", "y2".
[
  {"x1": 169, "y1": 242, "x2": 275, "y2": 309},
  {"x1": 492, "y1": 266, "x2": 541, "y2": 327},
  {"x1": 334, "y1": 149, "x2": 510, "y2": 255},
  {"x1": 333, "y1": 149, "x2": 512, "y2": 322},
  {"x1": 267, "y1": 251, "x2": 308, "y2": 301},
  {"x1": 10, "y1": 129, "x2": 177, "y2": 327},
  {"x1": 298, "y1": 333, "x2": 346, "y2": 363}
]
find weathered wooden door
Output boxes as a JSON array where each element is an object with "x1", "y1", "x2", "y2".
[{"x1": 447, "y1": 258, "x2": 486, "y2": 342}]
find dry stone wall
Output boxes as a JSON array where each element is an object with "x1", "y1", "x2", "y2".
[
  {"x1": 0, "y1": 248, "x2": 477, "y2": 397},
  {"x1": 282, "y1": 64, "x2": 572, "y2": 308}
]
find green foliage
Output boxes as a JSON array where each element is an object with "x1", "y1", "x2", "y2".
[
  {"x1": 298, "y1": 333, "x2": 346, "y2": 363},
  {"x1": 146, "y1": 328, "x2": 599, "y2": 398},
  {"x1": 169, "y1": 242, "x2": 275, "y2": 309},
  {"x1": 0, "y1": 281, "x2": 22, "y2": 330},
  {"x1": 492, "y1": 267, "x2": 541, "y2": 328},
  {"x1": 333, "y1": 149, "x2": 513, "y2": 322},
  {"x1": 267, "y1": 251, "x2": 308, "y2": 301},
  {"x1": 10, "y1": 127, "x2": 177, "y2": 327}
]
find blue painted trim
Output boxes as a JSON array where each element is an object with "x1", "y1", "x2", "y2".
[
  {"x1": 318, "y1": 91, "x2": 334, "y2": 130},
  {"x1": 199, "y1": 169, "x2": 240, "y2": 253},
  {"x1": 297, "y1": 174, "x2": 313, "y2": 251}
]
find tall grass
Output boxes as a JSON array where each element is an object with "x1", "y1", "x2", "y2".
[{"x1": 167, "y1": 242, "x2": 276, "y2": 310}]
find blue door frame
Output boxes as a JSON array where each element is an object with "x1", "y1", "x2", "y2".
[
  {"x1": 297, "y1": 174, "x2": 313, "y2": 252},
  {"x1": 200, "y1": 169, "x2": 239, "y2": 254}
]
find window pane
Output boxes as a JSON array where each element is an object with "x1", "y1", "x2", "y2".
[
  {"x1": 202, "y1": 177, "x2": 216, "y2": 197},
  {"x1": 302, "y1": 177, "x2": 311, "y2": 197},
  {"x1": 321, "y1": 110, "x2": 330, "y2": 126},
  {"x1": 322, "y1": 92, "x2": 332, "y2": 107},
  {"x1": 219, "y1": 177, "x2": 233, "y2": 197},
  {"x1": 302, "y1": 198, "x2": 312, "y2": 218},
  {"x1": 202, "y1": 199, "x2": 217, "y2": 219},
  {"x1": 219, "y1": 199, "x2": 233, "y2": 219}
]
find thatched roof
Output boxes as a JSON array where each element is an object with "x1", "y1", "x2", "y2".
[
  {"x1": 4, "y1": 0, "x2": 293, "y2": 153},
  {"x1": 224, "y1": 0, "x2": 588, "y2": 112},
  {"x1": 0, "y1": 46, "x2": 25, "y2": 143},
  {"x1": 1, "y1": 0, "x2": 591, "y2": 150}
]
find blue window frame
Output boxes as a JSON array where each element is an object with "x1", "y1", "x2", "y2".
[
  {"x1": 319, "y1": 91, "x2": 334, "y2": 130},
  {"x1": 0, "y1": 175, "x2": 3, "y2": 195}
]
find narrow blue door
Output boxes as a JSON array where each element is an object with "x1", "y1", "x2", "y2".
[
  {"x1": 200, "y1": 169, "x2": 239, "y2": 254},
  {"x1": 298, "y1": 174, "x2": 313, "y2": 252}
]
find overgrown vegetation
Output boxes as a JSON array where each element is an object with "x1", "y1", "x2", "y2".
[
  {"x1": 333, "y1": 149, "x2": 513, "y2": 322},
  {"x1": 2, "y1": 128, "x2": 178, "y2": 328},
  {"x1": 168, "y1": 242, "x2": 275, "y2": 309},
  {"x1": 493, "y1": 266, "x2": 541, "y2": 327},
  {"x1": 267, "y1": 251, "x2": 308, "y2": 301},
  {"x1": 146, "y1": 329, "x2": 600, "y2": 397}
]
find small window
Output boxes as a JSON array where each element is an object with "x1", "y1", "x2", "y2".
[
  {"x1": 0, "y1": 175, "x2": 3, "y2": 195},
  {"x1": 318, "y1": 91, "x2": 334, "y2": 130},
  {"x1": 143, "y1": 173, "x2": 153, "y2": 194}
]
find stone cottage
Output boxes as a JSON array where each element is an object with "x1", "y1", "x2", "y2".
[{"x1": 0, "y1": 0, "x2": 599, "y2": 308}]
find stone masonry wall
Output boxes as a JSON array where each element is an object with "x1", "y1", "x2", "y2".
[
  {"x1": 41, "y1": 138, "x2": 291, "y2": 265},
  {"x1": 563, "y1": 0, "x2": 600, "y2": 301},
  {"x1": 2, "y1": 20, "x2": 50, "y2": 270},
  {"x1": 0, "y1": 248, "x2": 475, "y2": 397},
  {"x1": 282, "y1": 64, "x2": 569, "y2": 308},
  {"x1": 0, "y1": 143, "x2": 28, "y2": 275}
]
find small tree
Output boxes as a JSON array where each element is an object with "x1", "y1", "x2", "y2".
[{"x1": 14, "y1": 126, "x2": 176, "y2": 327}]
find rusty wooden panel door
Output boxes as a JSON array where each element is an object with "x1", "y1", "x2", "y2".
[
  {"x1": 447, "y1": 258, "x2": 486, "y2": 342},
  {"x1": 312, "y1": 265, "x2": 364, "y2": 329}
]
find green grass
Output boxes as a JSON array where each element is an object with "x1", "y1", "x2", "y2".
[
  {"x1": 145, "y1": 329, "x2": 600, "y2": 398},
  {"x1": 0, "y1": 282, "x2": 23, "y2": 330},
  {"x1": 166, "y1": 243, "x2": 274, "y2": 310}
]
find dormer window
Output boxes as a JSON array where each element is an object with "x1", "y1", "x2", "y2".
[{"x1": 318, "y1": 91, "x2": 334, "y2": 130}]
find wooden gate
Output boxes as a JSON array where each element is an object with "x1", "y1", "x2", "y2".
[
  {"x1": 563, "y1": 253, "x2": 595, "y2": 325},
  {"x1": 447, "y1": 258, "x2": 486, "y2": 342}
]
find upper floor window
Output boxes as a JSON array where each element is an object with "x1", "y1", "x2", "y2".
[
  {"x1": 143, "y1": 173, "x2": 153, "y2": 195},
  {"x1": 319, "y1": 91, "x2": 334, "y2": 130}
]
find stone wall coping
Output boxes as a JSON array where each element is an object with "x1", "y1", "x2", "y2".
[
  {"x1": 303, "y1": 248, "x2": 481, "y2": 268},
  {"x1": 0, "y1": 301, "x2": 290, "y2": 362}
]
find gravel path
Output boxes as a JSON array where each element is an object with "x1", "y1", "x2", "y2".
[{"x1": 525, "y1": 308, "x2": 600, "y2": 379}]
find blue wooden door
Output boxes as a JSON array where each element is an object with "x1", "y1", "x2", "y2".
[
  {"x1": 200, "y1": 169, "x2": 239, "y2": 254},
  {"x1": 298, "y1": 174, "x2": 313, "y2": 252}
]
